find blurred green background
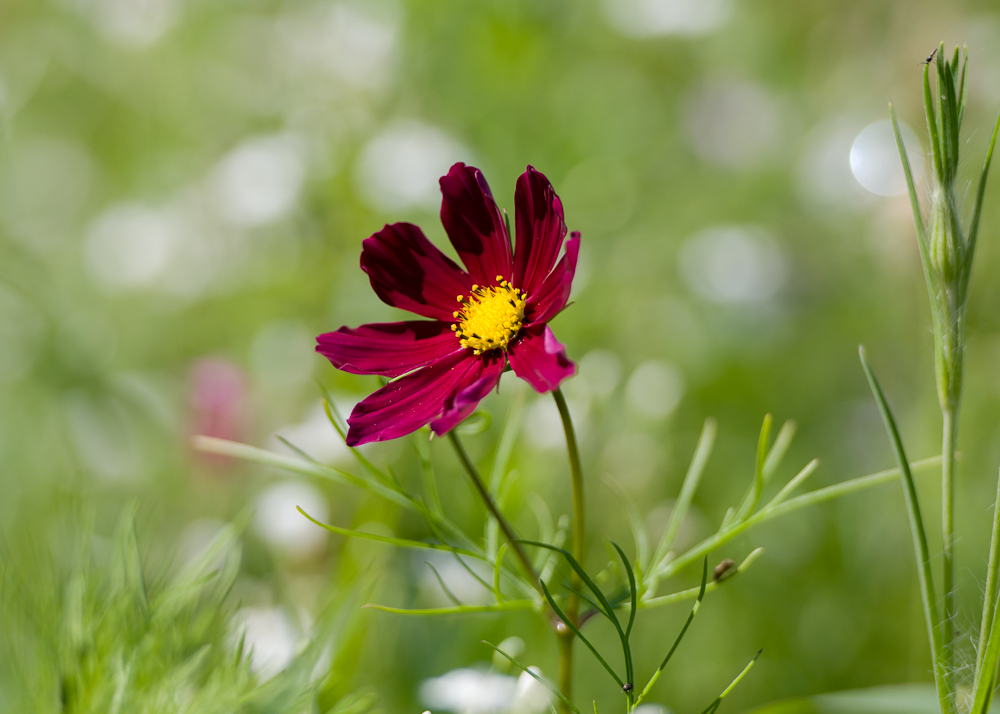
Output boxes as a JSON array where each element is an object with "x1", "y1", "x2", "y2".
[{"x1": 3, "y1": 0, "x2": 1000, "y2": 711}]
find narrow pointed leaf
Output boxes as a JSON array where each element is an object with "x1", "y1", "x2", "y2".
[
  {"x1": 633, "y1": 559, "x2": 709, "y2": 710},
  {"x1": 297, "y1": 508, "x2": 482, "y2": 559},
  {"x1": 539, "y1": 578, "x2": 624, "y2": 688},
  {"x1": 859, "y1": 348, "x2": 949, "y2": 714},
  {"x1": 611, "y1": 541, "x2": 637, "y2": 690},
  {"x1": 483, "y1": 640, "x2": 581, "y2": 714},
  {"x1": 698, "y1": 649, "x2": 762, "y2": 714},
  {"x1": 654, "y1": 418, "x2": 716, "y2": 568}
]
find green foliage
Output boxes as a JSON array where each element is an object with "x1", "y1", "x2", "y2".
[{"x1": 0, "y1": 508, "x2": 367, "y2": 714}]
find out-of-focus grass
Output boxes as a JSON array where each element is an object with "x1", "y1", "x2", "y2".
[{"x1": 0, "y1": 505, "x2": 375, "y2": 713}]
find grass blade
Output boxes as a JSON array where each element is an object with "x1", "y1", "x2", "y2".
[
  {"x1": 494, "y1": 543, "x2": 508, "y2": 604},
  {"x1": 698, "y1": 649, "x2": 762, "y2": 714},
  {"x1": 426, "y1": 561, "x2": 464, "y2": 607},
  {"x1": 735, "y1": 414, "x2": 772, "y2": 522},
  {"x1": 762, "y1": 420, "x2": 797, "y2": 484},
  {"x1": 482, "y1": 640, "x2": 580, "y2": 714},
  {"x1": 297, "y1": 508, "x2": 482, "y2": 560},
  {"x1": 362, "y1": 600, "x2": 534, "y2": 615},
  {"x1": 653, "y1": 418, "x2": 717, "y2": 568},
  {"x1": 859, "y1": 347, "x2": 948, "y2": 714},
  {"x1": 974, "y1": 468, "x2": 1000, "y2": 697},
  {"x1": 603, "y1": 476, "x2": 651, "y2": 577},
  {"x1": 763, "y1": 458, "x2": 820, "y2": 510},
  {"x1": 632, "y1": 559, "x2": 708, "y2": 711}
]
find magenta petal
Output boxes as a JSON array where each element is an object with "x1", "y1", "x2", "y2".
[
  {"x1": 345, "y1": 350, "x2": 490, "y2": 446},
  {"x1": 513, "y1": 166, "x2": 567, "y2": 295},
  {"x1": 361, "y1": 222, "x2": 474, "y2": 320},
  {"x1": 525, "y1": 232, "x2": 580, "y2": 325},
  {"x1": 440, "y1": 163, "x2": 514, "y2": 286},
  {"x1": 430, "y1": 354, "x2": 505, "y2": 436},
  {"x1": 316, "y1": 321, "x2": 461, "y2": 378},
  {"x1": 508, "y1": 325, "x2": 576, "y2": 394}
]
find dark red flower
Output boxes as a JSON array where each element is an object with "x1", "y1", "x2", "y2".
[{"x1": 317, "y1": 163, "x2": 579, "y2": 446}]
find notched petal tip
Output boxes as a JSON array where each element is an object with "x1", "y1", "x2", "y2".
[{"x1": 508, "y1": 325, "x2": 576, "y2": 394}]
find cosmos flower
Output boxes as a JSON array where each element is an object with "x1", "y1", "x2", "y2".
[{"x1": 317, "y1": 163, "x2": 579, "y2": 446}]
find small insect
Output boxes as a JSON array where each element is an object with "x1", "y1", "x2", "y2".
[
  {"x1": 622, "y1": 683, "x2": 633, "y2": 694},
  {"x1": 713, "y1": 558, "x2": 736, "y2": 582},
  {"x1": 923, "y1": 47, "x2": 938, "y2": 66}
]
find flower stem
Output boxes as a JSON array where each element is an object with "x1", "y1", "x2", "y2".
[
  {"x1": 553, "y1": 387, "x2": 585, "y2": 714},
  {"x1": 447, "y1": 431, "x2": 537, "y2": 587}
]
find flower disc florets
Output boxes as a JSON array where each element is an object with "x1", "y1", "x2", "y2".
[{"x1": 451, "y1": 276, "x2": 525, "y2": 355}]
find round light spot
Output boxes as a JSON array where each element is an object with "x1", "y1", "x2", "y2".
[
  {"x1": 85, "y1": 204, "x2": 179, "y2": 292},
  {"x1": 253, "y1": 481, "x2": 329, "y2": 558},
  {"x1": 604, "y1": 0, "x2": 731, "y2": 37},
  {"x1": 625, "y1": 361, "x2": 684, "y2": 419},
  {"x1": 233, "y1": 607, "x2": 298, "y2": 681},
  {"x1": 684, "y1": 81, "x2": 785, "y2": 170},
  {"x1": 356, "y1": 121, "x2": 469, "y2": 212},
  {"x1": 419, "y1": 668, "x2": 518, "y2": 714},
  {"x1": 849, "y1": 119, "x2": 923, "y2": 197},
  {"x1": 212, "y1": 135, "x2": 305, "y2": 227},
  {"x1": 579, "y1": 349, "x2": 622, "y2": 399},
  {"x1": 679, "y1": 225, "x2": 787, "y2": 304}
]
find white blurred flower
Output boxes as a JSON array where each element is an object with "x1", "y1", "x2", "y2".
[
  {"x1": 523, "y1": 396, "x2": 589, "y2": 450},
  {"x1": 211, "y1": 134, "x2": 305, "y2": 227},
  {"x1": 684, "y1": 81, "x2": 786, "y2": 170},
  {"x1": 356, "y1": 121, "x2": 469, "y2": 211},
  {"x1": 796, "y1": 116, "x2": 873, "y2": 211},
  {"x1": 273, "y1": 402, "x2": 354, "y2": 465},
  {"x1": 253, "y1": 481, "x2": 329, "y2": 559},
  {"x1": 679, "y1": 225, "x2": 787, "y2": 305},
  {"x1": 233, "y1": 607, "x2": 298, "y2": 681},
  {"x1": 279, "y1": 1, "x2": 400, "y2": 90},
  {"x1": 418, "y1": 552, "x2": 493, "y2": 607},
  {"x1": 87, "y1": 0, "x2": 182, "y2": 47},
  {"x1": 85, "y1": 203, "x2": 181, "y2": 291},
  {"x1": 633, "y1": 705, "x2": 673, "y2": 714},
  {"x1": 849, "y1": 119, "x2": 924, "y2": 197},
  {"x1": 420, "y1": 666, "x2": 549, "y2": 714},
  {"x1": 603, "y1": 0, "x2": 731, "y2": 37},
  {"x1": 512, "y1": 668, "x2": 551, "y2": 713}
]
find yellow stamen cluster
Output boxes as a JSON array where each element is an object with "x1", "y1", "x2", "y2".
[{"x1": 451, "y1": 276, "x2": 526, "y2": 355}]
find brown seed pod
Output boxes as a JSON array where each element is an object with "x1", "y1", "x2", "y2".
[{"x1": 713, "y1": 558, "x2": 736, "y2": 581}]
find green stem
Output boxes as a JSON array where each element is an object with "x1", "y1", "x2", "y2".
[
  {"x1": 942, "y1": 405, "x2": 957, "y2": 703},
  {"x1": 975, "y1": 468, "x2": 1000, "y2": 689},
  {"x1": 554, "y1": 387, "x2": 585, "y2": 714},
  {"x1": 447, "y1": 431, "x2": 538, "y2": 589}
]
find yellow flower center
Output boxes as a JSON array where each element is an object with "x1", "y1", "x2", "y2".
[{"x1": 451, "y1": 276, "x2": 526, "y2": 355}]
